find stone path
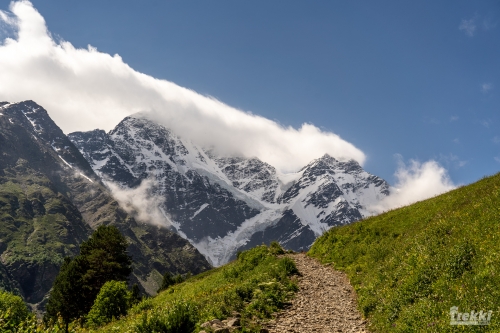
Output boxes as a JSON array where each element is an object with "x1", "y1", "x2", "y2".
[{"x1": 266, "y1": 254, "x2": 369, "y2": 333}]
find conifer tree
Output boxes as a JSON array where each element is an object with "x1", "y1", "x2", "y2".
[
  {"x1": 129, "y1": 283, "x2": 142, "y2": 306},
  {"x1": 45, "y1": 256, "x2": 88, "y2": 331},
  {"x1": 157, "y1": 271, "x2": 174, "y2": 293},
  {"x1": 44, "y1": 225, "x2": 132, "y2": 331},
  {"x1": 80, "y1": 225, "x2": 132, "y2": 312}
]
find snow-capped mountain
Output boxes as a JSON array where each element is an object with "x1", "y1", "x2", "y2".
[
  {"x1": 69, "y1": 115, "x2": 389, "y2": 265},
  {"x1": 0, "y1": 101, "x2": 210, "y2": 307}
]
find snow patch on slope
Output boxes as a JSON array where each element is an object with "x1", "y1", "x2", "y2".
[
  {"x1": 78, "y1": 172, "x2": 94, "y2": 183},
  {"x1": 191, "y1": 203, "x2": 209, "y2": 219},
  {"x1": 194, "y1": 209, "x2": 284, "y2": 266},
  {"x1": 58, "y1": 155, "x2": 73, "y2": 169}
]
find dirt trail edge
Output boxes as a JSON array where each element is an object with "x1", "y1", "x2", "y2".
[{"x1": 267, "y1": 253, "x2": 369, "y2": 333}]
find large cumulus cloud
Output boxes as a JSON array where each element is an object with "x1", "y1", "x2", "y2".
[
  {"x1": 0, "y1": 1, "x2": 456, "y2": 211},
  {"x1": 0, "y1": 1, "x2": 364, "y2": 172}
]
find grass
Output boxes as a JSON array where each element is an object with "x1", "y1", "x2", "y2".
[
  {"x1": 309, "y1": 172, "x2": 500, "y2": 332},
  {"x1": 0, "y1": 174, "x2": 88, "y2": 266},
  {"x1": 74, "y1": 242, "x2": 298, "y2": 332}
]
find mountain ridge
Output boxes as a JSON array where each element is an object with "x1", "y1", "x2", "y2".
[
  {"x1": 69, "y1": 114, "x2": 390, "y2": 265},
  {"x1": 0, "y1": 101, "x2": 211, "y2": 312}
]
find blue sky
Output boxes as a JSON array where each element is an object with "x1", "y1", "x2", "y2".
[{"x1": 0, "y1": 0, "x2": 499, "y2": 186}]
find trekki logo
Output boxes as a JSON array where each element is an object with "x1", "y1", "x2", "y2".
[{"x1": 450, "y1": 306, "x2": 493, "y2": 325}]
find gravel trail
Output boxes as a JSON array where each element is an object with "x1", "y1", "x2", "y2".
[{"x1": 266, "y1": 253, "x2": 369, "y2": 333}]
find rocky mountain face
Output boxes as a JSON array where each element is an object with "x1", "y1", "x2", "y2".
[
  {"x1": 0, "y1": 101, "x2": 211, "y2": 312},
  {"x1": 69, "y1": 115, "x2": 390, "y2": 266}
]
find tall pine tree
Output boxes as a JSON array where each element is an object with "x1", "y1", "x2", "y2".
[
  {"x1": 80, "y1": 225, "x2": 132, "y2": 313},
  {"x1": 45, "y1": 257, "x2": 88, "y2": 331},
  {"x1": 44, "y1": 225, "x2": 132, "y2": 331}
]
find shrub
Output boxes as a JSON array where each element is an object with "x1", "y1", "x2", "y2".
[
  {"x1": 0, "y1": 290, "x2": 31, "y2": 329},
  {"x1": 278, "y1": 257, "x2": 299, "y2": 276},
  {"x1": 269, "y1": 241, "x2": 285, "y2": 255},
  {"x1": 135, "y1": 301, "x2": 197, "y2": 333},
  {"x1": 158, "y1": 271, "x2": 175, "y2": 293},
  {"x1": 129, "y1": 284, "x2": 142, "y2": 307},
  {"x1": 446, "y1": 242, "x2": 475, "y2": 278},
  {"x1": 86, "y1": 280, "x2": 130, "y2": 327},
  {"x1": 158, "y1": 272, "x2": 186, "y2": 293}
]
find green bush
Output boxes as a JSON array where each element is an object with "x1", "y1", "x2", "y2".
[
  {"x1": 87, "y1": 280, "x2": 130, "y2": 327},
  {"x1": 129, "y1": 284, "x2": 142, "y2": 307},
  {"x1": 278, "y1": 256, "x2": 299, "y2": 276},
  {"x1": 157, "y1": 271, "x2": 175, "y2": 293},
  {"x1": 269, "y1": 241, "x2": 285, "y2": 255},
  {"x1": 0, "y1": 290, "x2": 30, "y2": 329},
  {"x1": 135, "y1": 301, "x2": 197, "y2": 333},
  {"x1": 158, "y1": 272, "x2": 186, "y2": 293},
  {"x1": 446, "y1": 242, "x2": 476, "y2": 278}
]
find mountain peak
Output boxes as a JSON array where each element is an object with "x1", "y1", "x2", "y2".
[
  {"x1": 307, "y1": 154, "x2": 364, "y2": 174},
  {"x1": 1, "y1": 101, "x2": 97, "y2": 179},
  {"x1": 318, "y1": 153, "x2": 338, "y2": 163},
  {"x1": 1, "y1": 100, "x2": 50, "y2": 121},
  {"x1": 69, "y1": 116, "x2": 390, "y2": 265},
  {"x1": 17, "y1": 99, "x2": 42, "y2": 107},
  {"x1": 6, "y1": 100, "x2": 47, "y2": 113}
]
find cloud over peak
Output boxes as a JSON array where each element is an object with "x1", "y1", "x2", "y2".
[
  {"x1": 0, "y1": 1, "x2": 367, "y2": 173},
  {"x1": 369, "y1": 158, "x2": 456, "y2": 214},
  {"x1": 0, "y1": 1, "x2": 457, "y2": 212}
]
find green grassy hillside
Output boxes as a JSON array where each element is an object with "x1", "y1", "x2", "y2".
[
  {"x1": 309, "y1": 172, "x2": 500, "y2": 332},
  {"x1": 0, "y1": 161, "x2": 91, "y2": 306}
]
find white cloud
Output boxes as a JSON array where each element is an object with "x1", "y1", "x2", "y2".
[
  {"x1": 439, "y1": 152, "x2": 468, "y2": 169},
  {"x1": 369, "y1": 158, "x2": 456, "y2": 214},
  {"x1": 480, "y1": 119, "x2": 491, "y2": 128},
  {"x1": 493, "y1": 136, "x2": 500, "y2": 144},
  {"x1": 452, "y1": 138, "x2": 460, "y2": 144},
  {"x1": 450, "y1": 116, "x2": 459, "y2": 122},
  {"x1": 459, "y1": 17, "x2": 477, "y2": 37},
  {"x1": 0, "y1": 1, "x2": 365, "y2": 172},
  {"x1": 106, "y1": 179, "x2": 168, "y2": 227},
  {"x1": 0, "y1": 10, "x2": 12, "y2": 25},
  {"x1": 481, "y1": 83, "x2": 493, "y2": 93},
  {"x1": 0, "y1": 1, "x2": 458, "y2": 217},
  {"x1": 483, "y1": 18, "x2": 497, "y2": 31},
  {"x1": 495, "y1": 157, "x2": 500, "y2": 164}
]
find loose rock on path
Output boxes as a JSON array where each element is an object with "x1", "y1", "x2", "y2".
[{"x1": 266, "y1": 253, "x2": 369, "y2": 333}]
